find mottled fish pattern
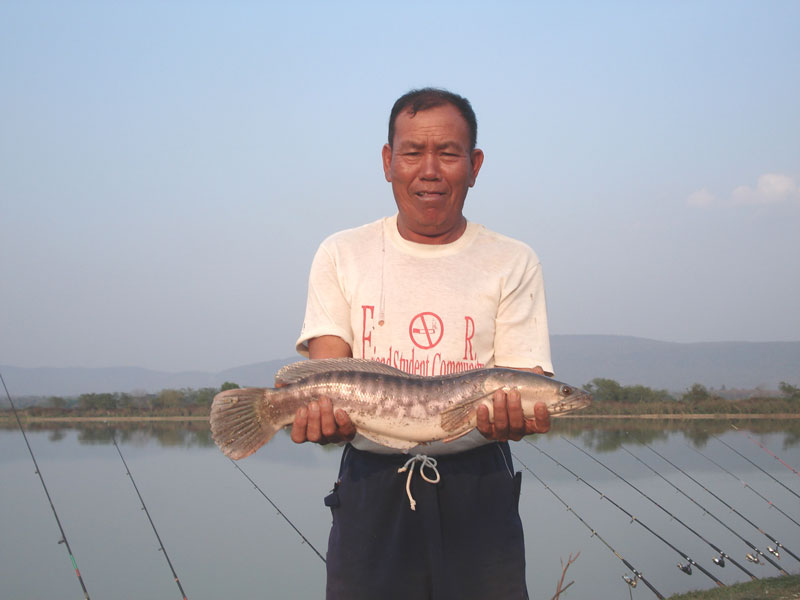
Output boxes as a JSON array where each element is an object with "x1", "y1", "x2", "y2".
[{"x1": 210, "y1": 358, "x2": 592, "y2": 459}]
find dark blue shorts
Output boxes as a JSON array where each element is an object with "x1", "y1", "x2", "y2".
[{"x1": 323, "y1": 442, "x2": 528, "y2": 600}]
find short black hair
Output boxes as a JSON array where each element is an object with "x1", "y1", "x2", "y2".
[{"x1": 388, "y1": 88, "x2": 478, "y2": 150}]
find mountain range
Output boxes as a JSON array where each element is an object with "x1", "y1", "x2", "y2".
[{"x1": 2, "y1": 335, "x2": 798, "y2": 398}]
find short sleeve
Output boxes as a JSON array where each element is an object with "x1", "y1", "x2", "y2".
[
  {"x1": 295, "y1": 243, "x2": 355, "y2": 356},
  {"x1": 493, "y1": 259, "x2": 554, "y2": 375}
]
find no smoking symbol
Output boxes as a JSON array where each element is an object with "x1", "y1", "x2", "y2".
[{"x1": 409, "y1": 312, "x2": 443, "y2": 349}]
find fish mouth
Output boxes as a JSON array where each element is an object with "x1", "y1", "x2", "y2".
[{"x1": 549, "y1": 392, "x2": 592, "y2": 416}]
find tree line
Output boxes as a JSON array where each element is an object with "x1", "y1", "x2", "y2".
[
  {"x1": 583, "y1": 378, "x2": 800, "y2": 415},
  {"x1": 8, "y1": 382, "x2": 241, "y2": 418},
  {"x1": 3, "y1": 380, "x2": 799, "y2": 419}
]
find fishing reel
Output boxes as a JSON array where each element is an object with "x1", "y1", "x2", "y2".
[
  {"x1": 622, "y1": 574, "x2": 638, "y2": 588},
  {"x1": 745, "y1": 553, "x2": 763, "y2": 564},
  {"x1": 767, "y1": 545, "x2": 781, "y2": 559},
  {"x1": 713, "y1": 554, "x2": 725, "y2": 567},
  {"x1": 677, "y1": 562, "x2": 693, "y2": 575}
]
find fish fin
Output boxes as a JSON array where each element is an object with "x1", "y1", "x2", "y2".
[
  {"x1": 442, "y1": 429, "x2": 474, "y2": 443},
  {"x1": 275, "y1": 358, "x2": 419, "y2": 385},
  {"x1": 439, "y1": 389, "x2": 501, "y2": 433},
  {"x1": 209, "y1": 388, "x2": 280, "y2": 460},
  {"x1": 358, "y1": 430, "x2": 419, "y2": 451}
]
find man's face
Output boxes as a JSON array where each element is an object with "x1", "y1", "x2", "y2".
[{"x1": 382, "y1": 104, "x2": 484, "y2": 244}]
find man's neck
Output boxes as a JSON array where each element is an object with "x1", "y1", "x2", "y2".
[{"x1": 395, "y1": 216, "x2": 467, "y2": 245}]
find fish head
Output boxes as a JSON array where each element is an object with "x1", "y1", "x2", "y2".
[{"x1": 486, "y1": 369, "x2": 592, "y2": 417}]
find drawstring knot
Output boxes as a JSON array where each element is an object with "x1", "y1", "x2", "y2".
[{"x1": 397, "y1": 454, "x2": 440, "y2": 511}]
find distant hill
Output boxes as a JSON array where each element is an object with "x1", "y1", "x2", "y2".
[
  {"x1": 2, "y1": 335, "x2": 798, "y2": 398},
  {"x1": 0, "y1": 358, "x2": 295, "y2": 398},
  {"x1": 549, "y1": 335, "x2": 800, "y2": 391}
]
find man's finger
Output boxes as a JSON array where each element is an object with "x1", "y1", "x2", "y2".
[
  {"x1": 528, "y1": 401, "x2": 551, "y2": 434},
  {"x1": 306, "y1": 401, "x2": 323, "y2": 442},
  {"x1": 291, "y1": 407, "x2": 308, "y2": 444},
  {"x1": 334, "y1": 409, "x2": 356, "y2": 440},
  {"x1": 476, "y1": 404, "x2": 492, "y2": 437},
  {"x1": 318, "y1": 397, "x2": 337, "y2": 438},
  {"x1": 506, "y1": 389, "x2": 525, "y2": 440},
  {"x1": 492, "y1": 390, "x2": 509, "y2": 439}
]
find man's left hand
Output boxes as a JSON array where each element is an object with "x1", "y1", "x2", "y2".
[{"x1": 476, "y1": 389, "x2": 551, "y2": 441}]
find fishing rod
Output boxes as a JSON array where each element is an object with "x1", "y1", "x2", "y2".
[
  {"x1": 111, "y1": 432, "x2": 188, "y2": 599},
  {"x1": 622, "y1": 445, "x2": 787, "y2": 575},
  {"x1": 511, "y1": 451, "x2": 664, "y2": 599},
  {"x1": 0, "y1": 371, "x2": 91, "y2": 599},
  {"x1": 686, "y1": 442, "x2": 800, "y2": 531},
  {"x1": 561, "y1": 437, "x2": 758, "y2": 582},
  {"x1": 229, "y1": 458, "x2": 326, "y2": 563},
  {"x1": 644, "y1": 443, "x2": 800, "y2": 565},
  {"x1": 731, "y1": 424, "x2": 800, "y2": 479},
  {"x1": 714, "y1": 434, "x2": 800, "y2": 502},
  {"x1": 524, "y1": 440, "x2": 725, "y2": 588},
  {"x1": 645, "y1": 444, "x2": 800, "y2": 573}
]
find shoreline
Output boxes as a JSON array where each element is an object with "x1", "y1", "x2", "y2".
[
  {"x1": 563, "y1": 413, "x2": 800, "y2": 419},
  {"x1": 0, "y1": 415, "x2": 211, "y2": 423},
  {"x1": 2, "y1": 413, "x2": 799, "y2": 423}
]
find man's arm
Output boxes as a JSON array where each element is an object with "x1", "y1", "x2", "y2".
[
  {"x1": 475, "y1": 365, "x2": 551, "y2": 441},
  {"x1": 289, "y1": 336, "x2": 356, "y2": 445},
  {"x1": 308, "y1": 335, "x2": 352, "y2": 360}
]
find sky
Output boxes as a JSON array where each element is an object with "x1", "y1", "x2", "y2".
[{"x1": 1, "y1": 1, "x2": 799, "y2": 372}]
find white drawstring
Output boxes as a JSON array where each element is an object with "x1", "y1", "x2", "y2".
[{"x1": 397, "y1": 455, "x2": 440, "y2": 511}]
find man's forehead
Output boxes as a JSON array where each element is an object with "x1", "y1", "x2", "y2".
[
  {"x1": 393, "y1": 106, "x2": 471, "y2": 142},
  {"x1": 396, "y1": 104, "x2": 467, "y2": 125},
  {"x1": 395, "y1": 138, "x2": 466, "y2": 150}
]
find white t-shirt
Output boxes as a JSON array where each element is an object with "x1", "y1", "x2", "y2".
[{"x1": 296, "y1": 214, "x2": 553, "y2": 454}]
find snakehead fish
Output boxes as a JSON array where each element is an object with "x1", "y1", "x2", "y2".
[{"x1": 210, "y1": 358, "x2": 592, "y2": 459}]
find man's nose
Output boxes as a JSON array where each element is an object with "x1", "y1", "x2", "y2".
[{"x1": 419, "y1": 152, "x2": 441, "y2": 179}]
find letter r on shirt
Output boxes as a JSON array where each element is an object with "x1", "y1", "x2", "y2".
[{"x1": 464, "y1": 316, "x2": 475, "y2": 360}]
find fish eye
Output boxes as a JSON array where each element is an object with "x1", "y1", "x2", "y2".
[{"x1": 560, "y1": 385, "x2": 572, "y2": 395}]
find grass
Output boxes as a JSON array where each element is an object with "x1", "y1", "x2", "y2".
[{"x1": 667, "y1": 574, "x2": 800, "y2": 599}]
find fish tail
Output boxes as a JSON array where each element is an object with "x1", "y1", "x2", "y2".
[{"x1": 210, "y1": 388, "x2": 280, "y2": 460}]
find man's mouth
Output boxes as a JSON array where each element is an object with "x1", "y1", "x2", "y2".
[{"x1": 414, "y1": 190, "x2": 445, "y2": 200}]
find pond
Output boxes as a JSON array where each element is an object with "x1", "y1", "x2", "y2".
[{"x1": 1, "y1": 418, "x2": 799, "y2": 599}]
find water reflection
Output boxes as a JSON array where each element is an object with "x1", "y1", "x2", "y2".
[
  {"x1": 1, "y1": 420, "x2": 216, "y2": 447},
  {"x1": 4, "y1": 416, "x2": 799, "y2": 451},
  {"x1": 1, "y1": 419, "x2": 798, "y2": 600},
  {"x1": 556, "y1": 417, "x2": 800, "y2": 451}
]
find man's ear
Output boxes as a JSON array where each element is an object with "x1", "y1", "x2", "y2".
[
  {"x1": 469, "y1": 148, "x2": 484, "y2": 187},
  {"x1": 381, "y1": 143, "x2": 393, "y2": 182}
]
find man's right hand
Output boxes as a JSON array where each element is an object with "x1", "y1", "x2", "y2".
[
  {"x1": 290, "y1": 396, "x2": 356, "y2": 445},
  {"x1": 294, "y1": 336, "x2": 356, "y2": 444}
]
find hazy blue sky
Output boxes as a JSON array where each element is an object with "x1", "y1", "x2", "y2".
[{"x1": 2, "y1": 1, "x2": 798, "y2": 372}]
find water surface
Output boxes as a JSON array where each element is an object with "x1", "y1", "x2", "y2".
[{"x1": 1, "y1": 419, "x2": 799, "y2": 599}]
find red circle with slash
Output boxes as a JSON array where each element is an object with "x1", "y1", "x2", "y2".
[{"x1": 409, "y1": 312, "x2": 444, "y2": 349}]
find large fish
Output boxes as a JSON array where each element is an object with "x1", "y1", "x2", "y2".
[{"x1": 210, "y1": 358, "x2": 592, "y2": 459}]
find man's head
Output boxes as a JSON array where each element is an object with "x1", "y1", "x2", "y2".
[
  {"x1": 382, "y1": 88, "x2": 484, "y2": 245},
  {"x1": 388, "y1": 88, "x2": 478, "y2": 151}
]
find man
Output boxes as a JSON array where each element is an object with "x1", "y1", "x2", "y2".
[{"x1": 293, "y1": 88, "x2": 553, "y2": 600}]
